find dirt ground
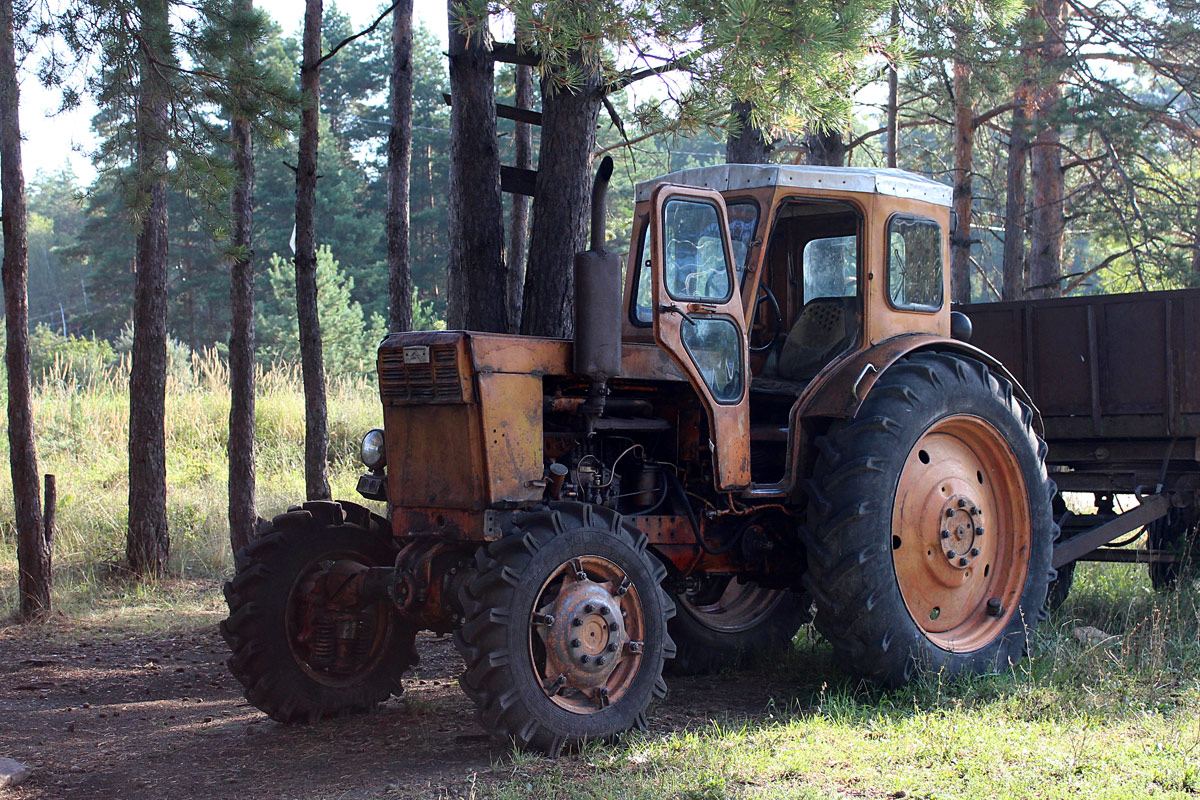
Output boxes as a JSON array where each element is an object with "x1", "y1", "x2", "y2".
[{"x1": 0, "y1": 609, "x2": 812, "y2": 800}]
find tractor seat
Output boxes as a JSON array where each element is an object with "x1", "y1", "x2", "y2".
[
  {"x1": 751, "y1": 296, "x2": 857, "y2": 396},
  {"x1": 777, "y1": 296, "x2": 857, "y2": 382}
]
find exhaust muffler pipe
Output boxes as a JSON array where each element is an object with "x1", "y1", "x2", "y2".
[{"x1": 573, "y1": 156, "x2": 621, "y2": 430}]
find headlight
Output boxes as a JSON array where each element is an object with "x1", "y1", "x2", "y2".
[{"x1": 360, "y1": 428, "x2": 386, "y2": 470}]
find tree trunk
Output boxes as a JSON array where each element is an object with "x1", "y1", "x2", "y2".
[
  {"x1": 950, "y1": 59, "x2": 975, "y2": 305},
  {"x1": 387, "y1": 0, "x2": 414, "y2": 332},
  {"x1": 296, "y1": 0, "x2": 330, "y2": 500},
  {"x1": 127, "y1": 0, "x2": 171, "y2": 576},
  {"x1": 805, "y1": 128, "x2": 846, "y2": 167},
  {"x1": 520, "y1": 61, "x2": 602, "y2": 338},
  {"x1": 506, "y1": 63, "x2": 533, "y2": 332},
  {"x1": 446, "y1": 2, "x2": 507, "y2": 332},
  {"x1": 228, "y1": 0, "x2": 257, "y2": 556},
  {"x1": 1001, "y1": 84, "x2": 1031, "y2": 300},
  {"x1": 725, "y1": 100, "x2": 774, "y2": 164},
  {"x1": 0, "y1": 0, "x2": 49, "y2": 617},
  {"x1": 885, "y1": 2, "x2": 900, "y2": 168},
  {"x1": 1027, "y1": 0, "x2": 1066, "y2": 299}
]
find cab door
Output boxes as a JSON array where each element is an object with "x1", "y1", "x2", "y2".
[{"x1": 649, "y1": 184, "x2": 751, "y2": 490}]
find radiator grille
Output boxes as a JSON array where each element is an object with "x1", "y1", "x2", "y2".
[{"x1": 379, "y1": 344, "x2": 464, "y2": 403}]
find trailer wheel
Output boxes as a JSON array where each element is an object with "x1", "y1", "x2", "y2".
[
  {"x1": 1149, "y1": 507, "x2": 1199, "y2": 590},
  {"x1": 1046, "y1": 562, "x2": 1075, "y2": 611},
  {"x1": 802, "y1": 352, "x2": 1057, "y2": 686},
  {"x1": 454, "y1": 502, "x2": 675, "y2": 755},
  {"x1": 666, "y1": 579, "x2": 810, "y2": 676},
  {"x1": 221, "y1": 502, "x2": 417, "y2": 723}
]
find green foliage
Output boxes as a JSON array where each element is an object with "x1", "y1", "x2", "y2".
[
  {"x1": 257, "y1": 246, "x2": 388, "y2": 378},
  {"x1": 28, "y1": 324, "x2": 117, "y2": 387}
]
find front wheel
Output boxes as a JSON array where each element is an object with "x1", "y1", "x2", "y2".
[
  {"x1": 221, "y1": 501, "x2": 417, "y2": 723},
  {"x1": 454, "y1": 502, "x2": 675, "y2": 755},
  {"x1": 802, "y1": 352, "x2": 1057, "y2": 686}
]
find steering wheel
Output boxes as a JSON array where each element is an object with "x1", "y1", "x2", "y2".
[{"x1": 750, "y1": 282, "x2": 783, "y2": 354}]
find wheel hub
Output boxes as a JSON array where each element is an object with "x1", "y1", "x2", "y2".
[
  {"x1": 539, "y1": 576, "x2": 627, "y2": 687},
  {"x1": 531, "y1": 557, "x2": 644, "y2": 711},
  {"x1": 939, "y1": 494, "x2": 984, "y2": 570}
]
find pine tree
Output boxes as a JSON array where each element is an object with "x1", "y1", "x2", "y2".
[{"x1": 1, "y1": 0, "x2": 50, "y2": 617}]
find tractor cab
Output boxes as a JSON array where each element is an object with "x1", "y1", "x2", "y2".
[{"x1": 623, "y1": 165, "x2": 953, "y2": 489}]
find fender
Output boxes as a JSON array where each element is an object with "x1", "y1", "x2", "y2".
[
  {"x1": 798, "y1": 333, "x2": 1043, "y2": 432},
  {"x1": 741, "y1": 334, "x2": 1044, "y2": 501}
]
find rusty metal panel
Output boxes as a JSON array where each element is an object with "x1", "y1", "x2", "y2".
[
  {"x1": 385, "y1": 404, "x2": 486, "y2": 510},
  {"x1": 470, "y1": 333, "x2": 571, "y2": 376},
  {"x1": 1029, "y1": 303, "x2": 1092, "y2": 417},
  {"x1": 476, "y1": 372, "x2": 545, "y2": 505},
  {"x1": 1098, "y1": 298, "x2": 1166, "y2": 415},
  {"x1": 378, "y1": 331, "x2": 474, "y2": 405},
  {"x1": 965, "y1": 306, "x2": 1027, "y2": 385},
  {"x1": 963, "y1": 287, "x2": 1200, "y2": 442},
  {"x1": 1181, "y1": 293, "x2": 1200, "y2": 416}
]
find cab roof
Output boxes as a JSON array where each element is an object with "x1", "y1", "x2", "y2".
[{"x1": 633, "y1": 164, "x2": 952, "y2": 207}]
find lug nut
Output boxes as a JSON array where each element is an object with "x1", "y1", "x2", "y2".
[
  {"x1": 597, "y1": 656, "x2": 606, "y2": 666},
  {"x1": 572, "y1": 617, "x2": 582, "y2": 627},
  {"x1": 958, "y1": 557, "x2": 969, "y2": 567},
  {"x1": 971, "y1": 507, "x2": 981, "y2": 516},
  {"x1": 584, "y1": 604, "x2": 595, "y2": 614},
  {"x1": 940, "y1": 530, "x2": 950, "y2": 539},
  {"x1": 609, "y1": 623, "x2": 620, "y2": 632},
  {"x1": 975, "y1": 526, "x2": 985, "y2": 536},
  {"x1": 958, "y1": 498, "x2": 967, "y2": 508},
  {"x1": 607, "y1": 642, "x2": 618, "y2": 652},
  {"x1": 532, "y1": 613, "x2": 555, "y2": 627},
  {"x1": 970, "y1": 548, "x2": 980, "y2": 557},
  {"x1": 627, "y1": 641, "x2": 644, "y2": 654},
  {"x1": 986, "y1": 598, "x2": 1003, "y2": 617},
  {"x1": 580, "y1": 654, "x2": 590, "y2": 664},
  {"x1": 945, "y1": 509, "x2": 955, "y2": 518},
  {"x1": 946, "y1": 550, "x2": 958, "y2": 559},
  {"x1": 571, "y1": 638, "x2": 582, "y2": 648},
  {"x1": 598, "y1": 607, "x2": 610, "y2": 616}
]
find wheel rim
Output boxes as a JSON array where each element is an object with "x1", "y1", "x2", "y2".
[
  {"x1": 891, "y1": 414, "x2": 1031, "y2": 652},
  {"x1": 680, "y1": 577, "x2": 787, "y2": 634},
  {"x1": 285, "y1": 552, "x2": 394, "y2": 687},
  {"x1": 529, "y1": 555, "x2": 646, "y2": 714}
]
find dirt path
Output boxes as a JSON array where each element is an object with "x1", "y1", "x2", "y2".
[{"x1": 0, "y1": 614, "x2": 816, "y2": 799}]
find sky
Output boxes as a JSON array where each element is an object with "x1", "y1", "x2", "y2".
[{"x1": 19, "y1": 0, "x2": 449, "y2": 184}]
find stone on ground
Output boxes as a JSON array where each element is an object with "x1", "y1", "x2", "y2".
[{"x1": 0, "y1": 758, "x2": 33, "y2": 787}]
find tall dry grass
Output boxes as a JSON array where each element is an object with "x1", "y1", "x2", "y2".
[{"x1": 0, "y1": 351, "x2": 382, "y2": 614}]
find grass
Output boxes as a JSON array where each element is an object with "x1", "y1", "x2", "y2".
[
  {"x1": 0, "y1": 352, "x2": 383, "y2": 618},
  {"x1": 1, "y1": 360, "x2": 1198, "y2": 798},
  {"x1": 459, "y1": 563, "x2": 1200, "y2": 800}
]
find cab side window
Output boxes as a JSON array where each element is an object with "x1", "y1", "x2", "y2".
[{"x1": 887, "y1": 216, "x2": 943, "y2": 311}]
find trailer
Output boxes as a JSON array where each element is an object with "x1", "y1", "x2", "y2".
[{"x1": 962, "y1": 288, "x2": 1200, "y2": 599}]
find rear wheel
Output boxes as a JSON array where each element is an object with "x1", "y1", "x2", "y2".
[
  {"x1": 454, "y1": 502, "x2": 674, "y2": 755},
  {"x1": 666, "y1": 577, "x2": 810, "y2": 676},
  {"x1": 802, "y1": 352, "x2": 1057, "y2": 686},
  {"x1": 221, "y1": 501, "x2": 417, "y2": 723}
]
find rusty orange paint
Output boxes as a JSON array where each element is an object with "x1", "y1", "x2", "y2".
[{"x1": 891, "y1": 414, "x2": 1031, "y2": 651}]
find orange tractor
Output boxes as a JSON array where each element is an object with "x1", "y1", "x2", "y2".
[{"x1": 222, "y1": 160, "x2": 1057, "y2": 754}]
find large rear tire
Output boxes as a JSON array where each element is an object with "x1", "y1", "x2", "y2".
[
  {"x1": 221, "y1": 501, "x2": 417, "y2": 723},
  {"x1": 666, "y1": 578, "x2": 810, "y2": 676},
  {"x1": 802, "y1": 352, "x2": 1057, "y2": 686},
  {"x1": 454, "y1": 502, "x2": 675, "y2": 755}
]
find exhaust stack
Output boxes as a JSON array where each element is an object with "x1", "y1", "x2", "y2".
[{"x1": 573, "y1": 156, "x2": 621, "y2": 430}]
